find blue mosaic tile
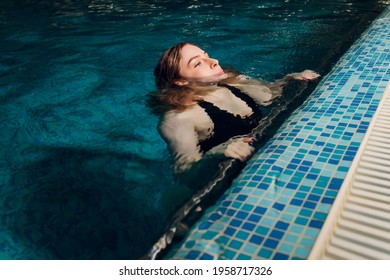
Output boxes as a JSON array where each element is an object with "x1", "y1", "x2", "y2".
[
  {"x1": 223, "y1": 249, "x2": 237, "y2": 259},
  {"x1": 229, "y1": 240, "x2": 243, "y2": 250},
  {"x1": 264, "y1": 238, "x2": 279, "y2": 249},
  {"x1": 242, "y1": 222, "x2": 256, "y2": 231},
  {"x1": 237, "y1": 253, "x2": 251, "y2": 260},
  {"x1": 309, "y1": 220, "x2": 324, "y2": 229},
  {"x1": 200, "y1": 253, "x2": 214, "y2": 260},
  {"x1": 236, "y1": 231, "x2": 250, "y2": 241},
  {"x1": 270, "y1": 229, "x2": 285, "y2": 239},
  {"x1": 230, "y1": 219, "x2": 242, "y2": 227},
  {"x1": 295, "y1": 217, "x2": 309, "y2": 226},
  {"x1": 243, "y1": 243, "x2": 257, "y2": 255},
  {"x1": 216, "y1": 235, "x2": 229, "y2": 245},
  {"x1": 256, "y1": 226, "x2": 270, "y2": 236},
  {"x1": 275, "y1": 221, "x2": 289, "y2": 230},
  {"x1": 249, "y1": 234, "x2": 264, "y2": 245},
  {"x1": 285, "y1": 234, "x2": 299, "y2": 244},
  {"x1": 258, "y1": 248, "x2": 273, "y2": 258},
  {"x1": 203, "y1": 231, "x2": 218, "y2": 240},
  {"x1": 224, "y1": 227, "x2": 236, "y2": 236},
  {"x1": 166, "y1": 7, "x2": 390, "y2": 260},
  {"x1": 279, "y1": 243, "x2": 294, "y2": 254},
  {"x1": 273, "y1": 252, "x2": 289, "y2": 260},
  {"x1": 186, "y1": 251, "x2": 200, "y2": 259},
  {"x1": 294, "y1": 247, "x2": 310, "y2": 259}
]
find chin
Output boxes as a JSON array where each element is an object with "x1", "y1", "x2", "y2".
[
  {"x1": 194, "y1": 73, "x2": 228, "y2": 85},
  {"x1": 219, "y1": 73, "x2": 228, "y2": 80},
  {"x1": 211, "y1": 73, "x2": 228, "y2": 83}
]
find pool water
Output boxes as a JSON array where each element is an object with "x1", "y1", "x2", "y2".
[{"x1": 0, "y1": 0, "x2": 387, "y2": 259}]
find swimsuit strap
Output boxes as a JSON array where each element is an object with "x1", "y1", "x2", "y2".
[{"x1": 218, "y1": 83, "x2": 262, "y2": 116}]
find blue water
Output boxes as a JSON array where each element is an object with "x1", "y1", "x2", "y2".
[{"x1": 0, "y1": 0, "x2": 387, "y2": 259}]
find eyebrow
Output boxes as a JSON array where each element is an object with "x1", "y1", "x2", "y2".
[{"x1": 187, "y1": 51, "x2": 207, "y2": 65}]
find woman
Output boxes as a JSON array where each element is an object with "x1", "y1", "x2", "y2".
[{"x1": 150, "y1": 42, "x2": 320, "y2": 174}]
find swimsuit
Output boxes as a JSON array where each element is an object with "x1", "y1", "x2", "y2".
[{"x1": 198, "y1": 84, "x2": 263, "y2": 153}]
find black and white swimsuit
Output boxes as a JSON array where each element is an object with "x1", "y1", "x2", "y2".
[{"x1": 197, "y1": 84, "x2": 262, "y2": 153}]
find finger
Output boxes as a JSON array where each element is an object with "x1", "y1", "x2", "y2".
[{"x1": 242, "y1": 137, "x2": 256, "y2": 143}]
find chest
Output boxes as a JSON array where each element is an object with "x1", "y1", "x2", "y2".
[
  {"x1": 189, "y1": 89, "x2": 256, "y2": 140},
  {"x1": 202, "y1": 88, "x2": 253, "y2": 117}
]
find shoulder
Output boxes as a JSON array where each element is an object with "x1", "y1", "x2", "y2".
[
  {"x1": 227, "y1": 82, "x2": 273, "y2": 104},
  {"x1": 159, "y1": 105, "x2": 207, "y2": 131},
  {"x1": 161, "y1": 105, "x2": 205, "y2": 121}
]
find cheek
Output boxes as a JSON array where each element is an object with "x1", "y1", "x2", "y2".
[
  {"x1": 192, "y1": 67, "x2": 211, "y2": 78},
  {"x1": 181, "y1": 68, "x2": 202, "y2": 79},
  {"x1": 192, "y1": 69, "x2": 204, "y2": 77}
]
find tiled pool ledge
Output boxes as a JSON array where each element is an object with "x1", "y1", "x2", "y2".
[{"x1": 165, "y1": 6, "x2": 390, "y2": 260}]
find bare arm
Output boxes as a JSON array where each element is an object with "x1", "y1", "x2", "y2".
[
  {"x1": 158, "y1": 112, "x2": 202, "y2": 173},
  {"x1": 229, "y1": 70, "x2": 320, "y2": 106}
]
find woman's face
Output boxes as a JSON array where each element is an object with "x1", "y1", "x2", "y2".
[{"x1": 177, "y1": 44, "x2": 227, "y2": 84}]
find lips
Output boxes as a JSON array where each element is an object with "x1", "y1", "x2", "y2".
[{"x1": 216, "y1": 69, "x2": 225, "y2": 76}]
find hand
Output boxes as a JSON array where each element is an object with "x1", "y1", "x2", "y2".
[
  {"x1": 224, "y1": 138, "x2": 255, "y2": 161},
  {"x1": 293, "y1": 70, "x2": 321, "y2": 81}
]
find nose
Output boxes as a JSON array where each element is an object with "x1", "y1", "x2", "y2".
[{"x1": 209, "y1": 58, "x2": 219, "y2": 69}]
